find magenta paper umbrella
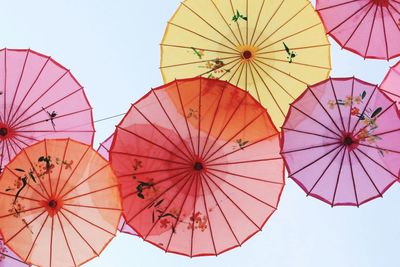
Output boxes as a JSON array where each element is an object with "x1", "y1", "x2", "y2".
[
  {"x1": 98, "y1": 134, "x2": 137, "y2": 236},
  {"x1": 0, "y1": 48, "x2": 94, "y2": 171},
  {"x1": 316, "y1": 0, "x2": 400, "y2": 60},
  {"x1": 0, "y1": 239, "x2": 29, "y2": 267},
  {"x1": 380, "y1": 61, "x2": 400, "y2": 107},
  {"x1": 282, "y1": 77, "x2": 400, "y2": 207}
]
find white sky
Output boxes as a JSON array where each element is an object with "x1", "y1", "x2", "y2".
[{"x1": 1, "y1": 1, "x2": 399, "y2": 267}]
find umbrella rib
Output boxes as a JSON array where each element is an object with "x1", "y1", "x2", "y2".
[
  {"x1": 6, "y1": 50, "x2": 29, "y2": 123},
  {"x1": 112, "y1": 151, "x2": 187, "y2": 165},
  {"x1": 124, "y1": 172, "x2": 191, "y2": 223},
  {"x1": 5, "y1": 209, "x2": 47, "y2": 244},
  {"x1": 116, "y1": 126, "x2": 191, "y2": 164},
  {"x1": 203, "y1": 111, "x2": 265, "y2": 162},
  {"x1": 54, "y1": 139, "x2": 69, "y2": 196},
  {"x1": 289, "y1": 105, "x2": 341, "y2": 138},
  {"x1": 389, "y1": 1, "x2": 400, "y2": 15},
  {"x1": 308, "y1": 84, "x2": 344, "y2": 134},
  {"x1": 59, "y1": 210, "x2": 99, "y2": 256},
  {"x1": 226, "y1": 61, "x2": 244, "y2": 83},
  {"x1": 120, "y1": 166, "x2": 189, "y2": 178},
  {"x1": 282, "y1": 128, "x2": 339, "y2": 140},
  {"x1": 0, "y1": 191, "x2": 42, "y2": 202},
  {"x1": 61, "y1": 207, "x2": 116, "y2": 236},
  {"x1": 208, "y1": 167, "x2": 283, "y2": 185},
  {"x1": 329, "y1": 78, "x2": 347, "y2": 132},
  {"x1": 201, "y1": 174, "x2": 241, "y2": 246},
  {"x1": 327, "y1": 1, "x2": 372, "y2": 35},
  {"x1": 256, "y1": 2, "x2": 311, "y2": 49},
  {"x1": 252, "y1": 0, "x2": 285, "y2": 47},
  {"x1": 63, "y1": 184, "x2": 120, "y2": 202},
  {"x1": 197, "y1": 79, "x2": 202, "y2": 156},
  {"x1": 234, "y1": 61, "x2": 245, "y2": 87},
  {"x1": 145, "y1": 174, "x2": 194, "y2": 241},
  {"x1": 290, "y1": 144, "x2": 343, "y2": 177},
  {"x1": 150, "y1": 90, "x2": 196, "y2": 162},
  {"x1": 13, "y1": 133, "x2": 39, "y2": 144},
  {"x1": 258, "y1": 43, "x2": 331, "y2": 55},
  {"x1": 168, "y1": 22, "x2": 238, "y2": 53},
  {"x1": 7, "y1": 57, "x2": 50, "y2": 124},
  {"x1": 160, "y1": 55, "x2": 240, "y2": 69},
  {"x1": 331, "y1": 146, "x2": 347, "y2": 206},
  {"x1": 282, "y1": 142, "x2": 341, "y2": 154},
  {"x1": 56, "y1": 145, "x2": 91, "y2": 197},
  {"x1": 209, "y1": 0, "x2": 242, "y2": 46},
  {"x1": 351, "y1": 149, "x2": 383, "y2": 197},
  {"x1": 11, "y1": 87, "x2": 84, "y2": 129},
  {"x1": 347, "y1": 78, "x2": 355, "y2": 132},
  {"x1": 190, "y1": 173, "x2": 200, "y2": 256},
  {"x1": 63, "y1": 203, "x2": 121, "y2": 212},
  {"x1": 201, "y1": 93, "x2": 248, "y2": 160},
  {"x1": 249, "y1": 61, "x2": 286, "y2": 116},
  {"x1": 10, "y1": 69, "x2": 70, "y2": 128},
  {"x1": 199, "y1": 177, "x2": 217, "y2": 255},
  {"x1": 44, "y1": 140, "x2": 52, "y2": 198},
  {"x1": 175, "y1": 81, "x2": 197, "y2": 156},
  {"x1": 4, "y1": 139, "x2": 14, "y2": 169},
  {"x1": 207, "y1": 132, "x2": 279, "y2": 164},
  {"x1": 257, "y1": 56, "x2": 331, "y2": 71},
  {"x1": 343, "y1": 2, "x2": 375, "y2": 48},
  {"x1": 49, "y1": 216, "x2": 54, "y2": 267},
  {"x1": 364, "y1": 4, "x2": 379, "y2": 56},
  {"x1": 204, "y1": 172, "x2": 261, "y2": 230},
  {"x1": 22, "y1": 150, "x2": 51, "y2": 199},
  {"x1": 358, "y1": 143, "x2": 400, "y2": 154},
  {"x1": 197, "y1": 57, "x2": 241, "y2": 78},
  {"x1": 181, "y1": 2, "x2": 239, "y2": 49},
  {"x1": 24, "y1": 214, "x2": 50, "y2": 263},
  {"x1": 252, "y1": 60, "x2": 297, "y2": 100},
  {"x1": 160, "y1": 44, "x2": 238, "y2": 55},
  {"x1": 355, "y1": 147, "x2": 398, "y2": 178},
  {"x1": 246, "y1": 0, "x2": 249, "y2": 44},
  {"x1": 3, "y1": 49, "x2": 7, "y2": 122},
  {"x1": 347, "y1": 150, "x2": 360, "y2": 207},
  {"x1": 0, "y1": 205, "x2": 44, "y2": 219},
  {"x1": 380, "y1": 5, "x2": 390, "y2": 59},
  {"x1": 56, "y1": 213, "x2": 77, "y2": 267},
  {"x1": 207, "y1": 170, "x2": 278, "y2": 210},
  {"x1": 59, "y1": 164, "x2": 109, "y2": 200},
  {"x1": 381, "y1": 89, "x2": 400, "y2": 99},
  {"x1": 0, "y1": 140, "x2": 5, "y2": 171},
  {"x1": 306, "y1": 146, "x2": 345, "y2": 196},
  {"x1": 229, "y1": 0, "x2": 245, "y2": 46},
  {"x1": 208, "y1": 157, "x2": 282, "y2": 166},
  {"x1": 247, "y1": 62, "x2": 262, "y2": 102},
  {"x1": 0, "y1": 251, "x2": 26, "y2": 264},
  {"x1": 373, "y1": 128, "x2": 400, "y2": 137},
  {"x1": 249, "y1": 0, "x2": 266, "y2": 45},
  {"x1": 17, "y1": 130, "x2": 94, "y2": 133},
  {"x1": 317, "y1": 0, "x2": 364, "y2": 11}
]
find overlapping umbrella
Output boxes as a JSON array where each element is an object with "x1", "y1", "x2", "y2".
[
  {"x1": 316, "y1": 0, "x2": 400, "y2": 60},
  {"x1": 98, "y1": 134, "x2": 136, "y2": 236},
  {"x1": 0, "y1": 48, "x2": 95, "y2": 173},
  {"x1": 160, "y1": 0, "x2": 331, "y2": 127},
  {"x1": 380, "y1": 60, "x2": 400, "y2": 107},
  {"x1": 282, "y1": 77, "x2": 400, "y2": 206},
  {"x1": 110, "y1": 77, "x2": 284, "y2": 256},
  {"x1": 0, "y1": 238, "x2": 28, "y2": 266},
  {"x1": 0, "y1": 139, "x2": 121, "y2": 266}
]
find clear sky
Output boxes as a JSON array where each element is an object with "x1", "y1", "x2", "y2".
[{"x1": 1, "y1": 1, "x2": 399, "y2": 267}]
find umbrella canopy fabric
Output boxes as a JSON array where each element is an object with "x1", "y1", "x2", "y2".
[
  {"x1": 98, "y1": 134, "x2": 137, "y2": 236},
  {"x1": 0, "y1": 139, "x2": 122, "y2": 267},
  {"x1": 0, "y1": 238, "x2": 29, "y2": 267},
  {"x1": 282, "y1": 77, "x2": 400, "y2": 207},
  {"x1": 110, "y1": 77, "x2": 284, "y2": 257},
  {"x1": 316, "y1": 0, "x2": 400, "y2": 60},
  {"x1": 0, "y1": 48, "x2": 95, "y2": 172},
  {"x1": 160, "y1": 0, "x2": 331, "y2": 127},
  {"x1": 380, "y1": 60, "x2": 400, "y2": 107}
]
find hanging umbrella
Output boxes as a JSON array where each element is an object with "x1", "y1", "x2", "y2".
[
  {"x1": 0, "y1": 139, "x2": 122, "y2": 267},
  {"x1": 316, "y1": 0, "x2": 400, "y2": 60},
  {"x1": 282, "y1": 77, "x2": 400, "y2": 207},
  {"x1": 0, "y1": 238, "x2": 29, "y2": 266},
  {"x1": 110, "y1": 77, "x2": 284, "y2": 257},
  {"x1": 380, "y1": 60, "x2": 400, "y2": 107},
  {"x1": 160, "y1": 0, "x2": 331, "y2": 127},
  {"x1": 0, "y1": 48, "x2": 95, "y2": 172},
  {"x1": 98, "y1": 134, "x2": 137, "y2": 236}
]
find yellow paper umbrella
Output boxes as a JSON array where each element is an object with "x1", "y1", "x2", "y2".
[{"x1": 160, "y1": 0, "x2": 331, "y2": 127}]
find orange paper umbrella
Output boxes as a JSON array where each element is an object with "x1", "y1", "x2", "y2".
[
  {"x1": 110, "y1": 77, "x2": 284, "y2": 257},
  {"x1": 0, "y1": 139, "x2": 122, "y2": 267}
]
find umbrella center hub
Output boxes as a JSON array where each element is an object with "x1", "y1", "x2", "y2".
[
  {"x1": 48, "y1": 200, "x2": 57, "y2": 209},
  {"x1": 373, "y1": 0, "x2": 389, "y2": 6},
  {"x1": 344, "y1": 136, "x2": 354, "y2": 146},
  {"x1": 193, "y1": 161, "x2": 203, "y2": 171},
  {"x1": 242, "y1": 50, "x2": 253, "y2": 60},
  {"x1": 0, "y1": 127, "x2": 8, "y2": 137}
]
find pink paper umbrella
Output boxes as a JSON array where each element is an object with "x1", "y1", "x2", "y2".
[
  {"x1": 380, "y1": 61, "x2": 400, "y2": 107},
  {"x1": 282, "y1": 77, "x2": 400, "y2": 207},
  {"x1": 98, "y1": 134, "x2": 137, "y2": 236},
  {"x1": 0, "y1": 239, "x2": 29, "y2": 266},
  {"x1": 0, "y1": 48, "x2": 94, "y2": 171},
  {"x1": 316, "y1": 0, "x2": 400, "y2": 60}
]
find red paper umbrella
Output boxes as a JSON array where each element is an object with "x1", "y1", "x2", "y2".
[
  {"x1": 316, "y1": 0, "x2": 400, "y2": 60},
  {"x1": 0, "y1": 238, "x2": 29, "y2": 266},
  {"x1": 0, "y1": 48, "x2": 94, "y2": 171},
  {"x1": 282, "y1": 77, "x2": 400, "y2": 207},
  {"x1": 380, "y1": 60, "x2": 400, "y2": 107},
  {"x1": 110, "y1": 77, "x2": 284, "y2": 257},
  {"x1": 98, "y1": 134, "x2": 137, "y2": 236}
]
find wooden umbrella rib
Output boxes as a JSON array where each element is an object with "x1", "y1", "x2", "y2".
[
  {"x1": 328, "y1": 79, "x2": 346, "y2": 132},
  {"x1": 229, "y1": 0, "x2": 245, "y2": 46},
  {"x1": 355, "y1": 147, "x2": 398, "y2": 178},
  {"x1": 22, "y1": 150, "x2": 51, "y2": 199},
  {"x1": 207, "y1": 167, "x2": 283, "y2": 185},
  {"x1": 197, "y1": 57, "x2": 241, "y2": 78},
  {"x1": 3, "y1": 49, "x2": 7, "y2": 123},
  {"x1": 24, "y1": 214, "x2": 50, "y2": 263},
  {"x1": 119, "y1": 166, "x2": 188, "y2": 178},
  {"x1": 364, "y1": 4, "x2": 379, "y2": 57},
  {"x1": 234, "y1": 62, "x2": 245, "y2": 87},
  {"x1": 63, "y1": 203, "x2": 121, "y2": 212},
  {"x1": 249, "y1": 0, "x2": 266, "y2": 45},
  {"x1": 111, "y1": 151, "x2": 186, "y2": 165},
  {"x1": 282, "y1": 142, "x2": 341, "y2": 154},
  {"x1": 347, "y1": 150, "x2": 360, "y2": 206},
  {"x1": 5, "y1": 210, "x2": 47, "y2": 244},
  {"x1": 248, "y1": 62, "x2": 262, "y2": 102},
  {"x1": 44, "y1": 140, "x2": 52, "y2": 199},
  {"x1": 56, "y1": 213, "x2": 77, "y2": 267},
  {"x1": 190, "y1": 174, "x2": 200, "y2": 256},
  {"x1": 258, "y1": 43, "x2": 330, "y2": 55},
  {"x1": 207, "y1": 157, "x2": 281, "y2": 167},
  {"x1": 199, "y1": 177, "x2": 217, "y2": 255},
  {"x1": 63, "y1": 184, "x2": 120, "y2": 202},
  {"x1": 161, "y1": 44, "x2": 238, "y2": 55},
  {"x1": 0, "y1": 191, "x2": 42, "y2": 202},
  {"x1": 226, "y1": 61, "x2": 244, "y2": 83},
  {"x1": 0, "y1": 205, "x2": 44, "y2": 219},
  {"x1": 257, "y1": 56, "x2": 330, "y2": 71},
  {"x1": 331, "y1": 147, "x2": 347, "y2": 206},
  {"x1": 49, "y1": 216, "x2": 54, "y2": 267},
  {"x1": 347, "y1": 78, "x2": 356, "y2": 132},
  {"x1": 54, "y1": 139, "x2": 69, "y2": 196},
  {"x1": 358, "y1": 143, "x2": 400, "y2": 154},
  {"x1": 343, "y1": 2, "x2": 375, "y2": 48},
  {"x1": 160, "y1": 55, "x2": 240, "y2": 69},
  {"x1": 380, "y1": 5, "x2": 390, "y2": 59},
  {"x1": 282, "y1": 128, "x2": 340, "y2": 141},
  {"x1": 317, "y1": 0, "x2": 365, "y2": 11}
]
